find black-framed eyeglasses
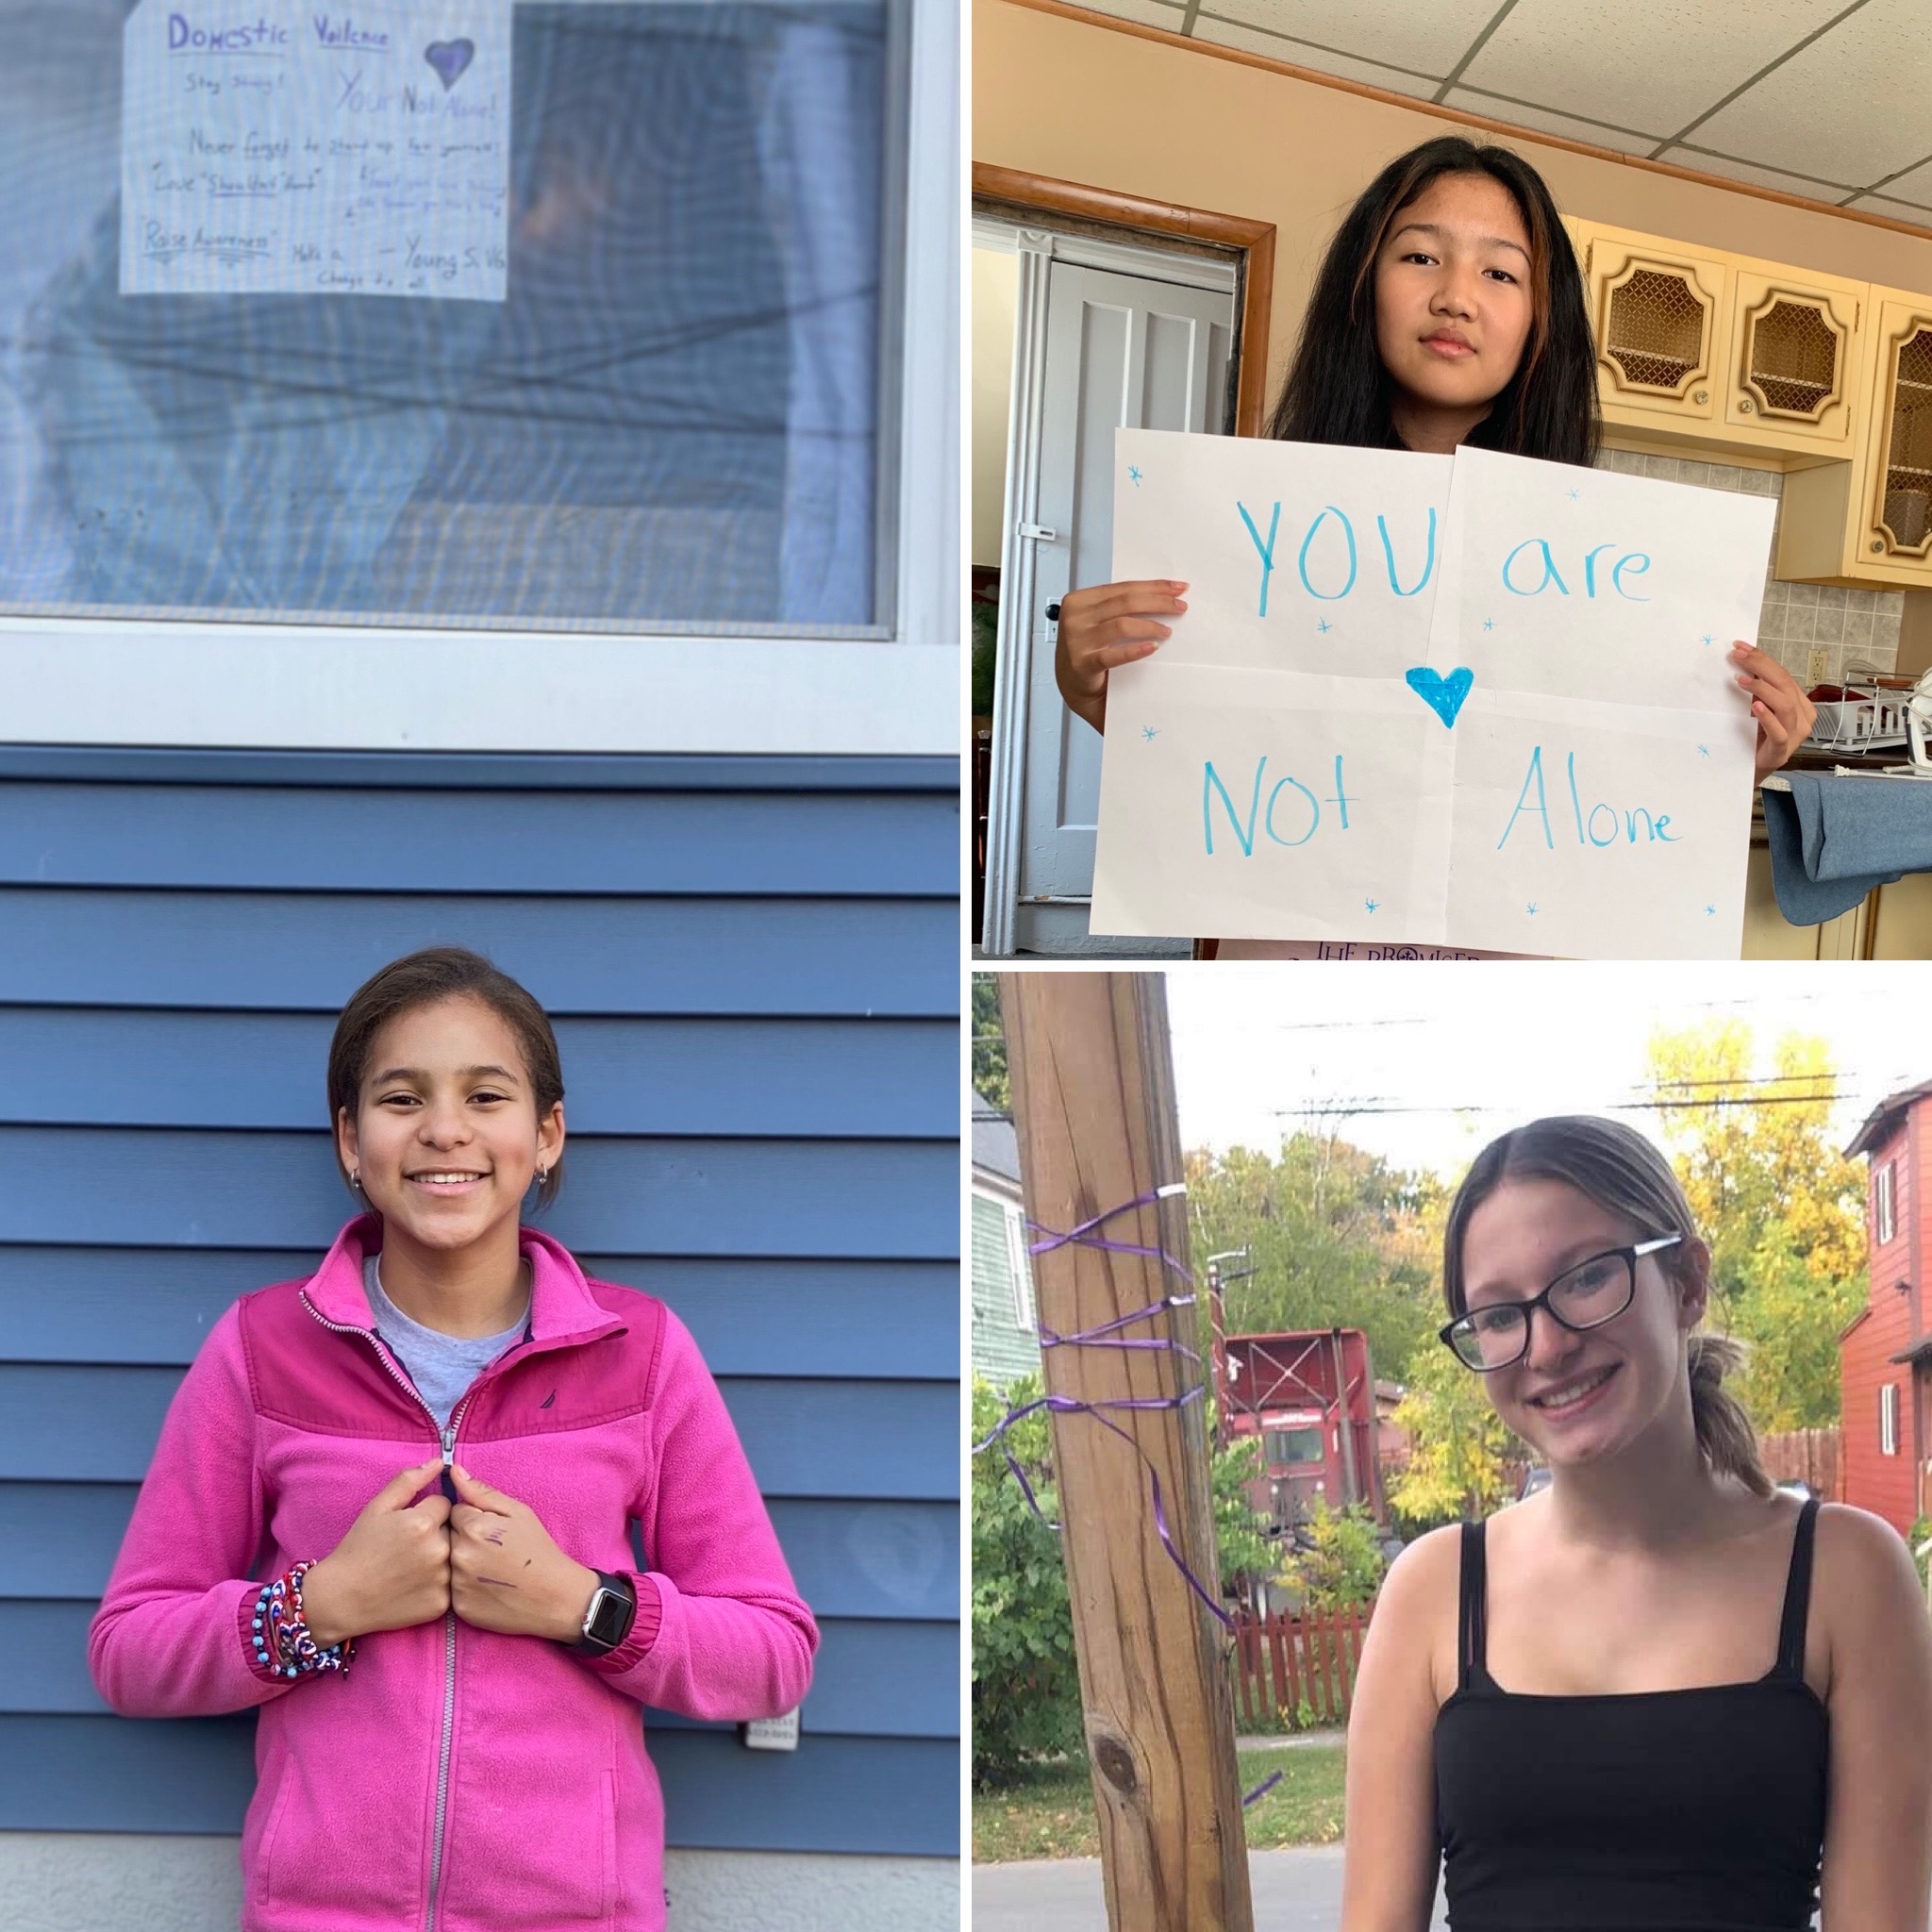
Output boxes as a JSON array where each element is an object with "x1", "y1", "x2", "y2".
[{"x1": 1440, "y1": 1235, "x2": 1683, "y2": 1372}]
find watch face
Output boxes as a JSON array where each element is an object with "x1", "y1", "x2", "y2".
[{"x1": 586, "y1": 1588, "x2": 628, "y2": 1647}]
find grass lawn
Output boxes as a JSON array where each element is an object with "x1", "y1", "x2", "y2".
[{"x1": 973, "y1": 1740, "x2": 1347, "y2": 1863}]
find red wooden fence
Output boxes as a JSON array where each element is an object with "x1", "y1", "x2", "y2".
[
  {"x1": 1230, "y1": 1602, "x2": 1375, "y2": 1730},
  {"x1": 1760, "y1": 1428, "x2": 1840, "y2": 1500}
]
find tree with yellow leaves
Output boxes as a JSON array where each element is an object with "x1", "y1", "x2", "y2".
[{"x1": 1644, "y1": 1021, "x2": 1866, "y2": 1431}]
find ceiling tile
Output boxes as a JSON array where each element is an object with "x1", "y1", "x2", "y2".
[
  {"x1": 1690, "y1": 0, "x2": 1932, "y2": 189},
  {"x1": 1844, "y1": 194, "x2": 1932, "y2": 228},
  {"x1": 1439, "y1": 87, "x2": 1660, "y2": 158},
  {"x1": 1069, "y1": 0, "x2": 1192, "y2": 29},
  {"x1": 1189, "y1": 12, "x2": 1443, "y2": 101},
  {"x1": 1192, "y1": 0, "x2": 1498, "y2": 80},
  {"x1": 1459, "y1": 0, "x2": 1847, "y2": 144},
  {"x1": 1862, "y1": 153, "x2": 1932, "y2": 207},
  {"x1": 1655, "y1": 143, "x2": 1857, "y2": 204}
]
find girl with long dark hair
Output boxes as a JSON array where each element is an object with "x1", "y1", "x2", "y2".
[
  {"x1": 89, "y1": 947, "x2": 816, "y2": 1931},
  {"x1": 1341, "y1": 1116, "x2": 1932, "y2": 1931},
  {"x1": 1054, "y1": 138, "x2": 1815, "y2": 957}
]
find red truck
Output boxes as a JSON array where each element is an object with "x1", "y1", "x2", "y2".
[{"x1": 1216, "y1": 1326, "x2": 1387, "y2": 1534}]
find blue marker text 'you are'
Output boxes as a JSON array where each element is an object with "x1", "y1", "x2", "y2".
[{"x1": 1235, "y1": 501, "x2": 1655, "y2": 618}]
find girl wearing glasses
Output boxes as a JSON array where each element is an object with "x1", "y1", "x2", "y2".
[{"x1": 1341, "y1": 1115, "x2": 1932, "y2": 1932}]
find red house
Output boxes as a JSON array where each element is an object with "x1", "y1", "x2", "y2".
[{"x1": 1840, "y1": 1082, "x2": 1932, "y2": 1535}]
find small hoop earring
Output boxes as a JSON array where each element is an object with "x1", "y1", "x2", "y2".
[
  {"x1": 349, "y1": 1173, "x2": 363, "y2": 1193},
  {"x1": 535, "y1": 1167, "x2": 550, "y2": 1188}
]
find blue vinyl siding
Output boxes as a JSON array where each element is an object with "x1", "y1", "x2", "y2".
[{"x1": 0, "y1": 749, "x2": 959, "y2": 1859}]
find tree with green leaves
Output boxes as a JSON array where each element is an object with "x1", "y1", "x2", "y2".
[
  {"x1": 973, "y1": 1376, "x2": 1278, "y2": 1786},
  {"x1": 1209, "y1": 1409, "x2": 1275, "y2": 1589},
  {"x1": 1186, "y1": 1131, "x2": 1444, "y2": 1388},
  {"x1": 1283, "y1": 1500, "x2": 1388, "y2": 1609},
  {"x1": 1645, "y1": 1021, "x2": 1866, "y2": 1431},
  {"x1": 972, "y1": 974, "x2": 1010, "y2": 1114},
  {"x1": 1387, "y1": 1320, "x2": 1515, "y2": 1529},
  {"x1": 972, "y1": 1374, "x2": 1080, "y2": 1788}
]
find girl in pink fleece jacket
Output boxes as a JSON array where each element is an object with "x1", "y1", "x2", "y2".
[{"x1": 89, "y1": 947, "x2": 818, "y2": 1932}]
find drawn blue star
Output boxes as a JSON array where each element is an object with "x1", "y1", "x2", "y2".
[
  {"x1": 1482, "y1": 617, "x2": 1495, "y2": 632},
  {"x1": 1127, "y1": 465, "x2": 1143, "y2": 487},
  {"x1": 1526, "y1": 903, "x2": 1538, "y2": 915},
  {"x1": 1700, "y1": 633, "x2": 1714, "y2": 646},
  {"x1": 1316, "y1": 617, "x2": 1332, "y2": 634},
  {"x1": 1698, "y1": 744, "x2": 1710, "y2": 757},
  {"x1": 1706, "y1": 905, "x2": 1717, "y2": 916},
  {"x1": 1141, "y1": 725, "x2": 1158, "y2": 741},
  {"x1": 1567, "y1": 488, "x2": 1580, "y2": 501},
  {"x1": 1364, "y1": 899, "x2": 1378, "y2": 914}
]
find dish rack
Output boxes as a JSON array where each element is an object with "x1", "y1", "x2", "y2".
[{"x1": 1805, "y1": 666, "x2": 1910, "y2": 755}]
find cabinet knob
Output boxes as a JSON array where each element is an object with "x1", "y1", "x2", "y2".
[
  {"x1": 1872, "y1": 539, "x2": 1886, "y2": 553},
  {"x1": 1739, "y1": 396, "x2": 1755, "y2": 413},
  {"x1": 1693, "y1": 389, "x2": 1709, "y2": 405}
]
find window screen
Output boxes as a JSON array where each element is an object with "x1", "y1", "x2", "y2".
[{"x1": 0, "y1": 1, "x2": 893, "y2": 634}]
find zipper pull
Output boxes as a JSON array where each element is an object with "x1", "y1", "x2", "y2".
[{"x1": 440, "y1": 1426, "x2": 456, "y2": 1466}]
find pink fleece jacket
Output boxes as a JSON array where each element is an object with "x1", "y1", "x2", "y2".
[{"x1": 89, "y1": 1217, "x2": 818, "y2": 1932}]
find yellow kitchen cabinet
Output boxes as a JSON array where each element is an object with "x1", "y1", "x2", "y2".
[
  {"x1": 1571, "y1": 219, "x2": 1729, "y2": 436},
  {"x1": 1872, "y1": 864, "x2": 1932, "y2": 956},
  {"x1": 1739, "y1": 845, "x2": 1871, "y2": 958},
  {"x1": 1721, "y1": 262, "x2": 1866, "y2": 460},
  {"x1": 1568, "y1": 219, "x2": 1869, "y2": 465},
  {"x1": 1780, "y1": 287, "x2": 1932, "y2": 589}
]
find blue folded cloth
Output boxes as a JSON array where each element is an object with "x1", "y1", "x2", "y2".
[{"x1": 1762, "y1": 772, "x2": 1932, "y2": 924}]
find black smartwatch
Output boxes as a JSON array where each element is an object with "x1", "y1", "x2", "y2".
[{"x1": 568, "y1": 1571, "x2": 638, "y2": 1657}]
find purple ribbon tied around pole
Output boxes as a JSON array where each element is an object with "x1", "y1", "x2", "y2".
[{"x1": 974, "y1": 1180, "x2": 1233, "y2": 1634}]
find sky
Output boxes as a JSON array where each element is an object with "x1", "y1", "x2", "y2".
[{"x1": 1165, "y1": 962, "x2": 1929, "y2": 1183}]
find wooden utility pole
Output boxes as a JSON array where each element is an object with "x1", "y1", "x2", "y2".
[{"x1": 1000, "y1": 972, "x2": 1254, "y2": 1932}]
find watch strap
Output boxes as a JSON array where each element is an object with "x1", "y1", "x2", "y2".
[{"x1": 569, "y1": 1571, "x2": 638, "y2": 1657}]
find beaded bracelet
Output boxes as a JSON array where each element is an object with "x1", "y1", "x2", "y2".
[{"x1": 250, "y1": 1560, "x2": 355, "y2": 1681}]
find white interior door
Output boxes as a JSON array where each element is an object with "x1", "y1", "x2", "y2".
[{"x1": 1012, "y1": 257, "x2": 1235, "y2": 954}]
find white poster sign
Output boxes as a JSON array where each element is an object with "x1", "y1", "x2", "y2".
[
  {"x1": 1089, "y1": 431, "x2": 1776, "y2": 959},
  {"x1": 121, "y1": 0, "x2": 512, "y2": 300}
]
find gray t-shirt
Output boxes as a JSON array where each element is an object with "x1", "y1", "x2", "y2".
[{"x1": 362, "y1": 1257, "x2": 526, "y2": 1429}]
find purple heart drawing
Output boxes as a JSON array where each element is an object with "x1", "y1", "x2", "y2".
[{"x1": 425, "y1": 39, "x2": 475, "y2": 91}]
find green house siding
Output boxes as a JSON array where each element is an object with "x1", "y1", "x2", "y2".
[{"x1": 971, "y1": 1191, "x2": 1038, "y2": 1389}]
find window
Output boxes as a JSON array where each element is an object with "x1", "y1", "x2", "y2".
[
  {"x1": 1882, "y1": 1381, "x2": 1900, "y2": 1457},
  {"x1": 1003, "y1": 1202, "x2": 1035, "y2": 1334},
  {"x1": 1262, "y1": 1426, "x2": 1324, "y2": 1468},
  {"x1": 1877, "y1": 1160, "x2": 1897, "y2": 1245},
  {"x1": 0, "y1": 0, "x2": 957, "y2": 751}
]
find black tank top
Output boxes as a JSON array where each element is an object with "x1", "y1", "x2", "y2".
[{"x1": 1433, "y1": 1496, "x2": 1828, "y2": 1931}]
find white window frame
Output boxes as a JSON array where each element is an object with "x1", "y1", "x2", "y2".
[
  {"x1": 1882, "y1": 1381, "x2": 1900, "y2": 1457},
  {"x1": 1877, "y1": 1160, "x2": 1897, "y2": 1245},
  {"x1": 0, "y1": 0, "x2": 957, "y2": 757},
  {"x1": 1003, "y1": 1200, "x2": 1036, "y2": 1335}
]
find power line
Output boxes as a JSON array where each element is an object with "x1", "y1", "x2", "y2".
[{"x1": 1266, "y1": 1090, "x2": 1880, "y2": 1120}]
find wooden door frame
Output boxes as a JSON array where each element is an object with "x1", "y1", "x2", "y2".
[{"x1": 973, "y1": 162, "x2": 1276, "y2": 437}]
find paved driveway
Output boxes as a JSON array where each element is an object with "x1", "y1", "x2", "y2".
[{"x1": 972, "y1": 1848, "x2": 1450, "y2": 1931}]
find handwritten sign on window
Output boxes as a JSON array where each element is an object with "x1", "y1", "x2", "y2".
[
  {"x1": 120, "y1": 0, "x2": 511, "y2": 299},
  {"x1": 1089, "y1": 433, "x2": 1776, "y2": 959}
]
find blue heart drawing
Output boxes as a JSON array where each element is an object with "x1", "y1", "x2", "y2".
[
  {"x1": 1405, "y1": 665, "x2": 1474, "y2": 729},
  {"x1": 425, "y1": 39, "x2": 475, "y2": 90}
]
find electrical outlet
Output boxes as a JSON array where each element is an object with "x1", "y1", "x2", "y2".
[{"x1": 1807, "y1": 646, "x2": 1830, "y2": 686}]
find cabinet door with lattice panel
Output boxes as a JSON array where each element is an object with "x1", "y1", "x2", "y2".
[
  {"x1": 1722, "y1": 266, "x2": 1865, "y2": 458},
  {"x1": 1575, "y1": 222, "x2": 1730, "y2": 430},
  {"x1": 1859, "y1": 293, "x2": 1932, "y2": 583}
]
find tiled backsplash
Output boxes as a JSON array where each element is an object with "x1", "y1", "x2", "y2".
[{"x1": 1594, "y1": 446, "x2": 1903, "y2": 685}]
